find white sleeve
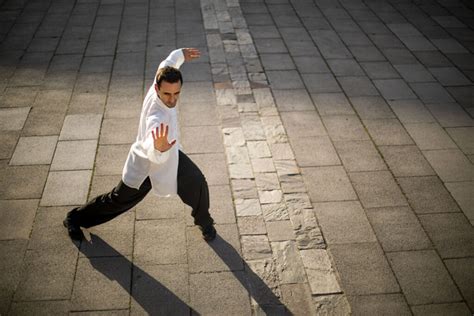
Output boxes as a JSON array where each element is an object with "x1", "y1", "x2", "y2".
[{"x1": 158, "y1": 49, "x2": 185, "y2": 70}]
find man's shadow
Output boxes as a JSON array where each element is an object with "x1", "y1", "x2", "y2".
[{"x1": 77, "y1": 233, "x2": 291, "y2": 315}]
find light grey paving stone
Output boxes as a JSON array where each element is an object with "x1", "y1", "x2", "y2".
[
  {"x1": 370, "y1": 34, "x2": 405, "y2": 49},
  {"x1": 261, "y1": 203, "x2": 290, "y2": 222},
  {"x1": 364, "y1": 119, "x2": 413, "y2": 145},
  {"x1": 398, "y1": 175, "x2": 460, "y2": 214},
  {"x1": 347, "y1": 294, "x2": 411, "y2": 316},
  {"x1": 80, "y1": 211, "x2": 134, "y2": 258},
  {"x1": 279, "y1": 174, "x2": 306, "y2": 194},
  {"x1": 99, "y1": 118, "x2": 138, "y2": 145},
  {"x1": 59, "y1": 114, "x2": 103, "y2": 140},
  {"x1": 322, "y1": 115, "x2": 370, "y2": 141},
  {"x1": 387, "y1": 23, "x2": 422, "y2": 37},
  {"x1": 330, "y1": 242, "x2": 399, "y2": 295},
  {"x1": 254, "y1": 38, "x2": 287, "y2": 53},
  {"x1": 68, "y1": 92, "x2": 106, "y2": 115},
  {"x1": 247, "y1": 141, "x2": 271, "y2": 159},
  {"x1": 229, "y1": 163, "x2": 254, "y2": 180},
  {"x1": 0, "y1": 107, "x2": 30, "y2": 131},
  {"x1": 411, "y1": 302, "x2": 472, "y2": 316},
  {"x1": 404, "y1": 122, "x2": 457, "y2": 150},
  {"x1": 361, "y1": 61, "x2": 399, "y2": 79},
  {"x1": 374, "y1": 79, "x2": 417, "y2": 100},
  {"x1": 425, "y1": 102, "x2": 474, "y2": 127},
  {"x1": 314, "y1": 201, "x2": 377, "y2": 244},
  {"x1": 95, "y1": 144, "x2": 129, "y2": 176},
  {"x1": 302, "y1": 73, "x2": 342, "y2": 94},
  {"x1": 134, "y1": 219, "x2": 186, "y2": 265},
  {"x1": 419, "y1": 213, "x2": 474, "y2": 259},
  {"x1": 28, "y1": 206, "x2": 80, "y2": 252},
  {"x1": 188, "y1": 223, "x2": 243, "y2": 272},
  {"x1": 51, "y1": 140, "x2": 97, "y2": 171},
  {"x1": 206, "y1": 185, "x2": 236, "y2": 225},
  {"x1": 287, "y1": 40, "x2": 321, "y2": 57},
  {"x1": 226, "y1": 145, "x2": 250, "y2": 164},
  {"x1": 388, "y1": 99, "x2": 435, "y2": 123},
  {"x1": 423, "y1": 149, "x2": 474, "y2": 182},
  {"x1": 349, "y1": 46, "x2": 386, "y2": 62},
  {"x1": 267, "y1": 70, "x2": 304, "y2": 89},
  {"x1": 273, "y1": 89, "x2": 315, "y2": 111},
  {"x1": 312, "y1": 93, "x2": 354, "y2": 116},
  {"x1": 270, "y1": 142, "x2": 295, "y2": 160},
  {"x1": 235, "y1": 198, "x2": 262, "y2": 216},
  {"x1": 241, "y1": 235, "x2": 272, "y2": 260},
  {"x1": 431, "y1": 38, "x2": 469, "y2": 54},
  {"x1": 9, "y1": 135, "x2": 57, "y2": 165},
  {"x1": 15, "y1": 247, "x2": 77, "y2": 301},
  {"x1": 429, "y1": 67, "x2": 471, "y2": 86},
  {"x1": 293, "y1": 56, "x2": 330, "y2": 73},
  {"x1": 302, "y1": 166, "x2": 357, "y2": 202},
  {"x1": 71, "y1": 255, "x2": 131, "y2": 311},
  {"x1": 260, "y1": 53, "x2": 295, "y2": 70},
  {"x1": 300, "y1": 249, "x2": 341, "y2": 294},
  {"x1": 0, "y1": 165, "x2": 49, "y2": 199},
  {"x1": 327, "y1": 59, "x2": 364, "y2": 77},
  {"x1": 446, "y1": 86, "x2": 474, "y2": 109},
  {"x1": 131, "y1": 264, "x2": 190, "y2": 316},
  {"x1": 0, "y1": 239, "x2": 27, "y2": 315},
  {"x1": 0, "y1": 199, "x2": 37, "y2": 240},
  {"x1": 382, "y1": 48, "x2": 418, "y2": 65},
  {"x1": 394, "y1": 64, "x2": 435, "y2": 82},
  {"x1": 445, "y1": 258, "x2": 474, "y2": 312},
  {"x1": 135, "y1": 190, "x2": 184, "y2": 220},
  {"x1": 251, "y1": 158, "x2": 276, "y2": 173},
  {"x1": 337, "y1": 76, "x2": 379, "y2": 96},
  {"x1": 266, "y1": 220, "x2": 295, "y2": 241},
  {"x1": 237, "y1": 216, "x2": 267, "y2": 235},
  {"x1": 387, "y1": 250, "x2": 462, "y2": 305},
  {"x1": 8, "y1": 300, "x2": 70, "y2": 316},
  {"x1": 279, "y1": 283, "x2": 316, "y2": 315},
  {"x1": 258, "y1": 189, "x2": 282, "y2": 204},
  {"x1": 271, "y1": 240, "x2": 307, "y2": 284},
  {"x1": 190, "y1": 271, "x2": 251, "y2": 316},
  {"x1": 410, "y1": 82, "x2": 455, "y2": 103},
  {"x1": 350, "y1": 96, "x2": 395, "y2": 119},
  {"x1": 311, "y1": 30, "x2": 352, "y2": 59},
  {"x1": 40, "y1": 170, "x2": 92, "y2": 206},
  {"x1": 379, "y1": 145, "x2": 435, "y2": 177},
  {"x1": 255, "y1": 172, "x2": 279, "y2": 191},
  {"x1": 291, "y1": 136, "x2": 340, "y2": 167},
  {"x1": 398, "y1": 36, "x2": 436, "y2": 51},
  {"x1": 432, "y1": 16, "x2": 465, "y2": 28},
  {"x1": 349, "y1": 171, "x2": 408, "y2": 208},
  {"x1": 280, "y1": 111, "x2": 326, "y2": 138},
  {"x1": 232, "y1": 179, "x2": 258, "y2": 199},
  {"x1": 22, "y1": 106, "x2": 67, "y2": 136},
  {"x1": 0, "y1": 131, "x2": 19, "y2": 160},
  {"x1": 333, "y1": 140, "x2": 386, "y2": 172},
  {"x1": 447, "y1": 127, "x2": 474, "y2": 155},
  {"x1": 182, "y1": 126, "x2": 224, "y2": 154},
  {"x1": 0, "y1": 86, "x2": 38, "y2": 108},
  {"x1": 339, "y1": 32, "x2": 372, "y2": 47},
  {"x1": 445, "y1": 182, "x2": 474, "y2": 225},
  {"x1": 414, "y1": 51, "x2": 452, "y2": 68},
  {"x1": 366, "y1": 206, "x2": 432, "y2": 251}
]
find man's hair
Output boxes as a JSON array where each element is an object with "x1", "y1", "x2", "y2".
[{"x1": 155, "y1": 66, "x2": 183, "y2": 87}]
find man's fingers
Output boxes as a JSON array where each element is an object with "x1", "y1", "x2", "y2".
[
  {"x1": 160, "y1": 123, "x2": 164, "y2": 137},
  {"x1": 170, "y1": 139, "x2": 176, "y2": 146},
  {"x1": 165, "y1": 125, "x2": 169, "y2": 137},
  {"x1": 152, "y1": 129, "x2": 156, "y2": 140}
]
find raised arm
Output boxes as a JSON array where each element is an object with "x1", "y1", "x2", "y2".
[{"x1": 158, "y1": 48, "x2": 201, "y2": 71}]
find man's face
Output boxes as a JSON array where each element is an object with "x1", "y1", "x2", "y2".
[{"x1": 155, "y1": 81, "x2": 182, "y2": 108}]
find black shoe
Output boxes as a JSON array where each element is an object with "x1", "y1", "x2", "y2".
[
  {"x1": 200, "y1": 224, "x2": 216, "y2": 241},
  {"x1": 63, "y1": 216, "x2": 84, "y2": 240}
]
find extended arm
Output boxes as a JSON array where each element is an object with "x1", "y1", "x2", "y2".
[{"x1": 158, "y1": 48, "x2": 201, "y2": 71}]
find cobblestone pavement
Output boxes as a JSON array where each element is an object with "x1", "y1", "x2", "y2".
[{"x1": 0, "y1": 0, "x2": 473, "y2": 314}]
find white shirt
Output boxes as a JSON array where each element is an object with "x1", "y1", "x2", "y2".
[{"x1": 122, "y1": 49, "x2": 185, "y2": 196}]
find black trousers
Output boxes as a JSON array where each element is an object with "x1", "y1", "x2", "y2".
[{"x1": 68, "y1": 151, "x2": 214, "y2": 228}]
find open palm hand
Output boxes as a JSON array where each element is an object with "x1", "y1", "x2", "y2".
[{"x1": 152, "y1": 123, "x2": 176, "y2": 152}]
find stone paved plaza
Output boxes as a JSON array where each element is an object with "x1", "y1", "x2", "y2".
[{"x1": 0, "y1": 0, "x2": 473, "y2": 314}]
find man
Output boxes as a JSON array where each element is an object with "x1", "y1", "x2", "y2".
[{"x1": 63, "y1": 48, "x2": 216, "y2": 241}]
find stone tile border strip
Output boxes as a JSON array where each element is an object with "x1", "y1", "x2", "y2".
[{"x1": 200, "y1": 0, "x2": 347, "y2": 313}]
